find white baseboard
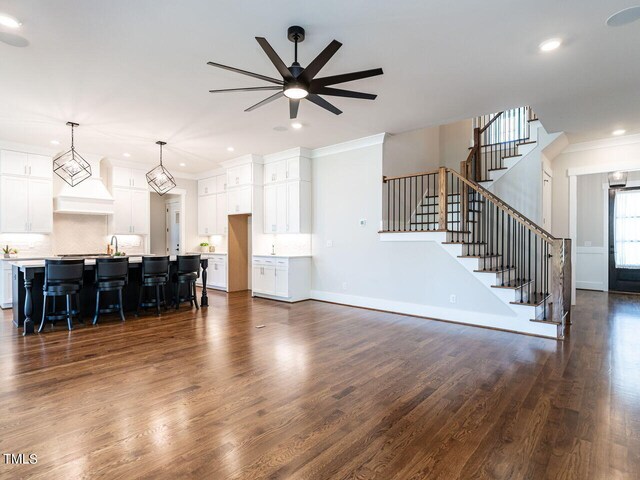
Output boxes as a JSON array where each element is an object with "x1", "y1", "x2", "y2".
[
  {"x1": 576, "y1": 281, "x2": 605, "y2": 291},
  {"x1": 310, "y1": 290, "x2": 557, "y2": 338}
]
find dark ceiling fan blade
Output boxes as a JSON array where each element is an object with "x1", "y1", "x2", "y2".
[
  {"x1": 244, "y1": 91, "x2": 285, "y2": 112},
  {"x1": 299, "y1": 40, "x2": 343, "y2": 83},
  {"x1": 207, "y1": 61, "x2": 284, "y2": 85},
  {"x1": 209, "y1": 86, "x2": 282, "y2": 93},
  {"x1": 306, "y1": 94, "x2": 343, "y2": 115},
  {"x1": 312, "y1": 68, "x2": 384, "y2": 87},
  {"x1": 255, "y1": 37, "x2": 294, "y2": 81},
  {"x1": 289, "y1": 99, "x2": 300, "y2": 119},
  {"x1": 310, "y1": 86, "x2": 377, "y2": 100}
]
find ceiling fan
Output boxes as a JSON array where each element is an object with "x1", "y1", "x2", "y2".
[{"x1": 207, "y1": 26, "x2": 383, "y2": 119}]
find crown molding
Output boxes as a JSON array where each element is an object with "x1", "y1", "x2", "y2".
[
  {"x1": 563, "y1": 133, "x2": 640, "y2": 154},
  {"x1": 219, "y1": 154, "x2": 263, "y2": 169},
  {"x1": 263, "y1": 147, "x2": 313, "y2": 164},
  {"x1": 311, "y1": 133, "x2": 387, "y2": 158}
]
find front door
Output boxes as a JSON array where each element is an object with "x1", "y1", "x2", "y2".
[
  {"x1": 609, "y1": 188, "x2": 640, "y2": 293},
  {"x1": 166, "y1": 201, "x2": 181, "y2": 255}
]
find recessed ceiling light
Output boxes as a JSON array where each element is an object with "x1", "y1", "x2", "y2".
[
  {"x1": 539, "y1": 38, "x2": 562, "y2": 52},
  {"x1": 123, "y1": 152, "x2": 131, "y2": 157},
  {"x1": 607, "y1": 6, "x2": 640, "y2": 27},
  {"x1": 612, "y1": 129, "x2": 626, "y2": 136},
  {"x1": 0, "y1": 13, "x2": 21, "y2": 29},
  {"x1": 50, "y1": 140, "x2": 60, "y2": 145},
  {"x1": 179, "y1": 162, "x2": 186, "y2": 167},
  {"x1": 291, "y1": 122, "x2": 303, "y2": 130},
  {"x1": 227, "y1": 147, "x2": 234, "y2": 152}
]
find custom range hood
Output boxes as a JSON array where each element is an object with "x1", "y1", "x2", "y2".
[{"x1": 53, "y1": 156, "x2": 114, "y2": 215}]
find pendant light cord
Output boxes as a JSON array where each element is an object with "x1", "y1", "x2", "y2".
[{"x1": 159, "y1": 143, "x2": 163, "y2": 166}]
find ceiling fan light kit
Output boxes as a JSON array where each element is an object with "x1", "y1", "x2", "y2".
[
  {"x1": 207, "y1": 26, "x2": 383, "y2": 119},
  {"x1": 53, "y1": 122, "x2": 92, "y2": 187}
]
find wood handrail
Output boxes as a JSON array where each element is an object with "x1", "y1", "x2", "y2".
[
  {"x1": 383, "y1": 169, "x2": 440, "y2": 182},
  {"x1": 479, "y1": 111, "x2": 504, "y2": 134},
  {"x1": 446, "y1": 168, "x2": 557, "y2": 242}
]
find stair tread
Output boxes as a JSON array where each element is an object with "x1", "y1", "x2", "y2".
[
  {"x1": 459, "y1": 254, "x2": 501, "y2": 259},
  {"x1": 491, "y1": 279, "x2": 533, "y2": 290},
  {"x1": 517, "y1": 140, "x2": 536, "y2": 146},
  {"x1": 510, "y1": 294, "x2": 551, "y2": 307},
  {"x1": 488, "y1": 167, "x2": 508, "y2": 172},
  {"x1": 442, "y1": 241, "x2": 487, "y2": 245},
  {"x1": 473, "y1": 267, "x2": 515, "y2": 274},
  {"x1": 502, "y1": 154, "x2": 522, "y2": 159}
]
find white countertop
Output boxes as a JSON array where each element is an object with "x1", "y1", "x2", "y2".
[
  {"x1": 1, "y1": 254, "x2": 55, "y2": 262},
  {"x1": 253, "y1": 254, "x2": 312, "y2": 258},
  {"x1": 186, "y1": 251, "x2": 227, "y2": 256},
  {"x1": 10, "y1": 255, "x2": 182, "y2": 268}
]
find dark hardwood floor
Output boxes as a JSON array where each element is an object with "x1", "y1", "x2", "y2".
[{"x1": 0, "y1": 289, "x2": 638, "y2": 479}]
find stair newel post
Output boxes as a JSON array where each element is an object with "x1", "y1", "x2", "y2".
[
  {"x1": 438, "y1": 167, "x2": 448, "y2": 231},
  {"x1": 473, "y1": 127, "x2": 481, "y2": 181},
  {"x1": 551, "y1": 238, "x2": 565, "y2": 334},
  {"x1": 562, "y1": 239, "x2": 572, "y2": 325}
]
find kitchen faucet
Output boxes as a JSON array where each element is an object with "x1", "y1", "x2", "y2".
[{"x1": 110, "y1": 235, "x2": 118, "y2": 255}]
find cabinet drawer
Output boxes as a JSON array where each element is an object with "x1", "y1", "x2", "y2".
[
  {"x1": 253, "y1": 257, "x2": 275, "y2": 266},
  {"x1": 275, "y1": 258, "x2": 289, "y2": 268}
]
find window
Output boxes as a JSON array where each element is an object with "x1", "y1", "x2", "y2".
[{"x1": 614, "y1": 189, "x2": 640, "y2": 269}]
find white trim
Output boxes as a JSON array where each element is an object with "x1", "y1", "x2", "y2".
[
  {"x1": 263, "y1": 147, "x2": 312, "y2": 163},
  {"x1": 195, "y1": 167, "x2": 226, "y2": 181},
  {"x1": 576, "y1": 281, "x2": 606, "y2": 290},
  {"x1": 219, "y1": 154, "x2": 263, "y2": 169},
  {"x1": 311, "y1": 133, "x2": 387, "y2": 158},
  {"x1": 567, "y1": 160, "x2": 640, "y2": 177},
  {"x1": 603, "y1": 183, "x2": 609, "y2": 292},
  {"x1": 563, "y1": 132, "x2": 640, "y2": 154},
  {"x1": 309, "y1": 290, "x2": 558, "y2": 338},
  {"x1": 569, "y1": 175, "x2": 577, "y2": 305}
]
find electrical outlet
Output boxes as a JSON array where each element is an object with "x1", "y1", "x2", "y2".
[
  {"x1": 342, "y1": 282, "x2": 348, "y2": 291},
  {"x1": 326, "y1": 240, "x2": 333, "y2": 248},
  {"x1": 449, "y1": 294, "x2": 457, "y2": 304},
  {"x1": 359, "y1": 218, "x2": 367, "y2": 227}
]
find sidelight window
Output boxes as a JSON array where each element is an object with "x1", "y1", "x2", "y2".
[{"x1": 614, "y1": 189, "x2": 640, "y2": 268}]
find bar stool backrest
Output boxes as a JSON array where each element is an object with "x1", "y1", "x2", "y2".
[
  {"x1": 177, "y1": 254, "x2": 201, "y2": 277},
  {"x1": 96, "y1": 257, "x2": 129, "y2": 283},
  {"x1": 142, "y1": 256, "x2": 170, "y2": 278},
  {"x1": 44, "y1": 259, "x2": 85, "y2": 288}
]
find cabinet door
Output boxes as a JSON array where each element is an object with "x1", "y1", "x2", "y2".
[
  {"x1": 130, "y1": 169, "x2": 149, "y2": 190},
  {"x1": 252, "y1": 265, "x2": 266, "y2": 293},
  {"x1": 0, "y1": 176, "x2": 29, "y2": 232},
  {"x1": 198, "y1": 195, "x2": 216, "y2": 235},
  {"x1": 264, "y1": 163, "x2": 277, "y2": 185},
  {"x1": 198, "y1": 177, "x2": 217, "y2": 196},
  {"x1": 0, "y1": 150, "x2": 28, "y2": 176},
  {"x1": 112, "y1": 187, "x2": 132, "y2": 234},
  {"x1": 216, "y1": 174, "x2": 226, "y2": 193},
  {"x1": 275, "y1": 183, "x2": 287, "y2": 233},
  {"x1": 27, "y1": 178, "x2": 53, "y2": 233},
  {"x1": 215, "y1": 193, "x2": 227, "y2": 235},
  {"x1": 262, "y1": 266, "x2": 276, "y2": 294},
  {"x1": 286, "y1": 158, "x2": 300, "y2": 180},
  {"x1": 228, "y1": 186, "x2": 251, "y2": 214},
  {"x1": 286, "y1": 182, "x2": 300, "y2": 233},
  {"x1": 227, "y1": 164, "x2": 252, "y2": 187},
  {"x1": 28, "y1": 154, "x2": 53, "y2": 179},
  {"x1": 130, "y1": 189, "x2": 149, "y2": 234},
  {"x1": 275, "y1": 267, "x2": 289, "y2": 297},
  {"x1": 112, "y1": 166, "x2": 132, "y2": 188},
  {"x1": 264, "y1": 185, "x2": 277, "y2": 233}
]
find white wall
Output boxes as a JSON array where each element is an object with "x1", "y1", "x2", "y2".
[{"x1": 311, "y1": 143, "x2": 514, "y2": 317}]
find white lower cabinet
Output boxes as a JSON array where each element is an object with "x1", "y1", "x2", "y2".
[
  {"x1": 197, "y1": 254, "x2": 227, "y2": 291},
  {"x1": 252, "y1": 256, "x2": 311, "y2": 302},
  {"x1": 0, "y1": 261, "x2": 13, "y2": 309}
]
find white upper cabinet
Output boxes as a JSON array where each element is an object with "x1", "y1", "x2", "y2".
[
  {"x1": 0, "y1": 176, "x2": 52, "y2": 233},
  {"x1": 227, "y1": 186, "x2": 252, "y2": 215},
  {"x1": 216, "y1": 192, "x2": 227, "y2": 235},
  {"x1": 197, "y1": 174, "x2": 227, "y2": 235},
  {"x1": 263, "y1": 157, "x2": 310, "y2": 185},
  {"x1": 216, "y1": 174, "x2": 227, "y2": 193},
  {"x1": 112, "y1": 166, "x2": 149, "y2": 190},
  {"x1": 112, "y1": 187, "x2": 149, "y2": 234},
  {"x1": 0, "y1": 150, "x2": 52, "y2": 179},
  {"x1": 198, "y1": 177, "x2": 217, "y2": 196},
  {"x1": 198, "y1": 194, "x2": 217, "y2": 236},
  {"x1": 262, "y1": 180, "x2": 310, "y2": 234},
  {"x1": 226, "y1": 163, "x2": 253, "y2": 188}
]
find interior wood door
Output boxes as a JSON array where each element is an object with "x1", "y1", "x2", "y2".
[
  {"x1": 609, "y1": 188, "x2": 640, "y2": 293},
  {"x1": 27, "y1": 178, "x2": 53, "y2": 233},
  {"x1": 0, "y1": 176, "x2": 29, "y2": 232}
]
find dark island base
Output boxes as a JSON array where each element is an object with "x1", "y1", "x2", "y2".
[{"x1": 13, "y1": 259, "x2": 209, "y2": 334}]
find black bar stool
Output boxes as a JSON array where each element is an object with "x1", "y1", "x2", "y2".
[
  {"x1": 137, "y1": 256, "x2": 170, "y2": 316},
  {"x1": 38, "y1": 258, "x2": 85, "y2": 332},
  {"x1": 173, "y1": 254, "x2": 201, "y2": 310},
  {"x1": 93, "y1": 257, "x2": 129, "y2": 325}
]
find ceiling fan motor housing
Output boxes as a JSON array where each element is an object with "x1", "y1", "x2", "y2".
[{"x1": 287, "y1": 26, "x2": 305, "y2": 43}]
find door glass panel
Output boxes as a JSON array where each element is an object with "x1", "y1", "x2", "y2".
[{"x1": 614, "y1": 189, "x2": 640, "y2": 268}]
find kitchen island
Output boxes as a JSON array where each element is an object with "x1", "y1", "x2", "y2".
[{"x1": 12, "y1": 256, "x2": 209, "y2": 335}]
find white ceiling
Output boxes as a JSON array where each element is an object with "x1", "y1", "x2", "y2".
[{"x1": 0, "y1": 0, "x2": 639, "y2": 173}]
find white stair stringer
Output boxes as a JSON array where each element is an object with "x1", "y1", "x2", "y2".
[{"x1": 379, "y1": 231, "x2": 559, "y2": 338}]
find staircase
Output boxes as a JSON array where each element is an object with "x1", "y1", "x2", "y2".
[{"x1": 380, "y1": 108, "x2": 571, "y2": 339}]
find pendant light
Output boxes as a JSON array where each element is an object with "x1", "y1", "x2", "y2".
[
  {"x1": 52, "y1": 122, "x2": 92, "y2": 187},
  {"x1": 608, "y1": 171, "x2": 628, "y2": 188},
  {"x1": 146, "y1": 141, "x2": 176, "y2": 195}
]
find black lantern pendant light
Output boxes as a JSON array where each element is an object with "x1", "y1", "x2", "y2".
[
  {"x1": 53, "y1": 122, "x2": 92, "y2": 187},
  {"x1": 146, "y1": 141, "x2": 176, "y2": 195}
]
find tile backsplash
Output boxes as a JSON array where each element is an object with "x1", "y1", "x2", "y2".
[{"x1": 0, "y1": 214, "x2": 146, "y2": 256}]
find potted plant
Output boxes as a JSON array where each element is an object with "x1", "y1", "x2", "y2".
[
  {"x1": 2, "y1": 245, "x2": 18, "y2": 259},
  {"x1": 199, "y1": 242, "x2": 209, "y2": 253}
]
